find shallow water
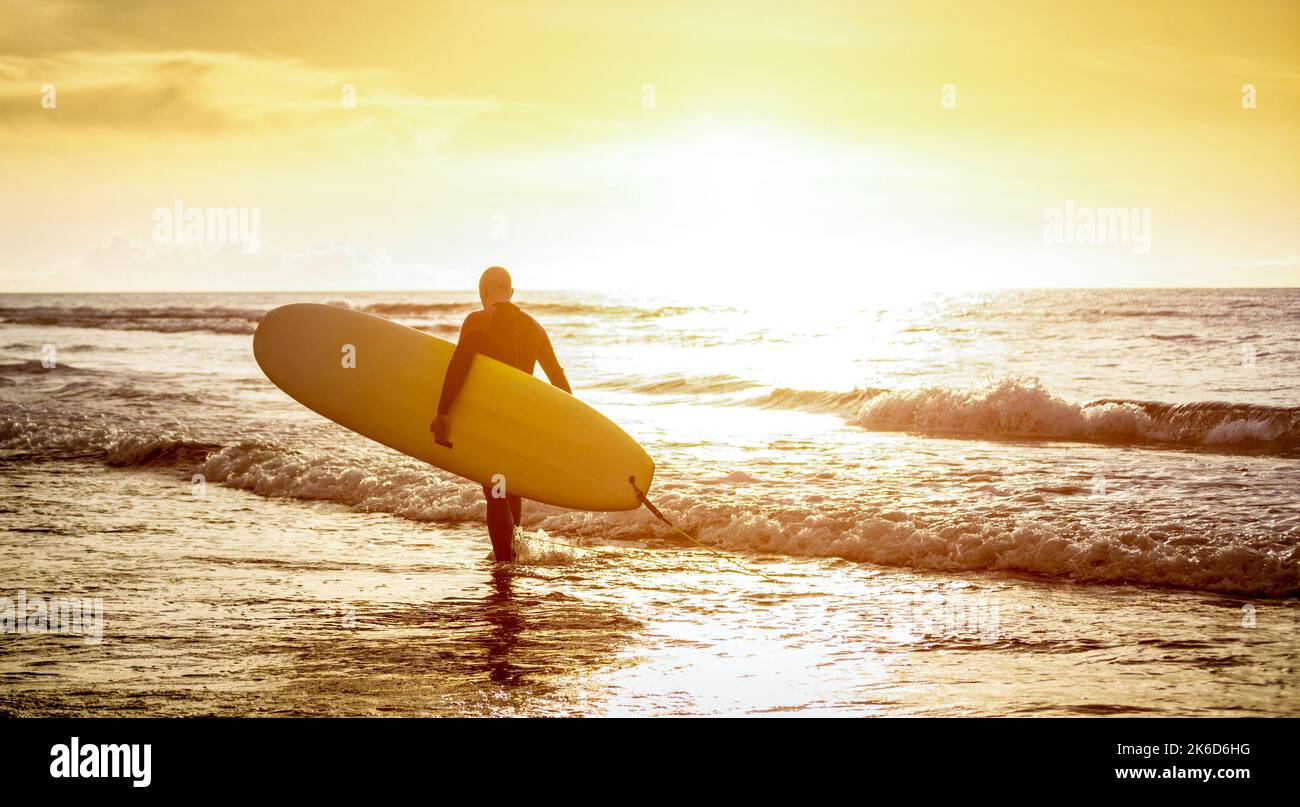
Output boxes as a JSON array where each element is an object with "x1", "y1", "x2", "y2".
[{"x1": 1, "y1": 289, "x2": 1297, "y2": 715}]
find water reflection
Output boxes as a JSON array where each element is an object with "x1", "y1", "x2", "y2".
[
  {"x1": 482, "y1": 568, "x2": 525, "y2": 687},
  {"x1": 239, "y1": 570, "x2": 641, "y2": 715}
]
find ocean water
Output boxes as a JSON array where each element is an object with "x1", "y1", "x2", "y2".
[{"x1": 1, "y1": 288, "x2": 1297, "y2": 716}]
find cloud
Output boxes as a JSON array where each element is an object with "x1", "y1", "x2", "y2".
[
  {"x1": 1226, "y1": 255, "x2": 1300, "y2": 269},
  {"x1": 0, "y1": 49, "x2": 492, "y2": 144},
  {"x1": 50, "y1": 231, "x2": 425, "y2": 290}
]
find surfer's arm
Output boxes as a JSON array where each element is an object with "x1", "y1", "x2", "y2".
[
  {"x1": 436, "y1": 315, "x2": 486, "y2": 416},
  {"x1": 535, "y1": 323, "x2": 571, "y2": 394}
]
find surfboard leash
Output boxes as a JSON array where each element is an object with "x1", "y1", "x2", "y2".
[{"x1": 628, "y1": 477, "x2": 781, "y2": 583}]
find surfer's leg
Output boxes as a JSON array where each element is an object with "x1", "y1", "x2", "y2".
[
  {"x1": 482, "y1": 485, "x2": 515, "y2": 562},
  {"x1": 508, "y1": 494, "x2": 522, "y2": 527}
]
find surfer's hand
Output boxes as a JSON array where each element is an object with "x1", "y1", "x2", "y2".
[{"x1": 431, "y1": 414, "x2": 451, "y2": 445}]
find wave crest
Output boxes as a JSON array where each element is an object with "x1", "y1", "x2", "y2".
[
  {"x1": 3, "y1": 411, "x2": 1295, "y2": 596},
  {"x1": 752, "y1": 377, "x2": 1298, "y2": 454}
]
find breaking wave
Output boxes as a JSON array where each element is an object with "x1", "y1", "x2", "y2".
[
  {"x1": 751, "y1": 378, "x2": 1300, "y2": 454},
  {"x1": 0, "y1": 305, "x2": 261, "y2": 335},
  {"x1": 2, "y1": 412, "x2": 1295, "y2": 597},
  {"x1": 592, "y1": 373, "x2": 1298, "y2": 454},
  {"x1": 0, "y1": 298, "x2": 688, "y2": 336}
]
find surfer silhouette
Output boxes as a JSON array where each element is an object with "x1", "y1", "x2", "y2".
[{"x1": 431, "y1": 266, "x2": 571, "y2": 562}]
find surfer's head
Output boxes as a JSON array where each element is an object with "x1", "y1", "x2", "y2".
[{"x1": 479, "y1": 266, "x2": 514, "y2": 307}]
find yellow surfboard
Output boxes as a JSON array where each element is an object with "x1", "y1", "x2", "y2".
[{"x1": 253, "y1": 303, "x2": 654, "y2": 511}]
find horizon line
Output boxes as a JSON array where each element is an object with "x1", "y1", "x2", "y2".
[{"x1": 1, "y1": 285, "x2": 1298, "y2": 295}]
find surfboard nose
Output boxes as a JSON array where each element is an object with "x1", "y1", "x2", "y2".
[{"x1": 253, "y1": 303, "x2": 316, "y2": 377}]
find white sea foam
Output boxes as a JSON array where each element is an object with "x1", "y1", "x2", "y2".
[
  {"x1": 10, "y1": 413, "x2": 1288, "y2": 596},
  {"x1": 3, "y1": 289, "x2": 1298, "y2": 598}
]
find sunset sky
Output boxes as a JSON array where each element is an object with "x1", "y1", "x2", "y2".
[{"x1": 1, "y1": 0, "x2": 1297, "y2": 295}]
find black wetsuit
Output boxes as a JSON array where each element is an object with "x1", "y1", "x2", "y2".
[{"x1": 437, "y1": 302, "x2": 571, "y2": 562}]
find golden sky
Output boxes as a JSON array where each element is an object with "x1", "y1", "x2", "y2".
[{"x1": 1, "y1": 0, "x2": 1297, "y2": 294}]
